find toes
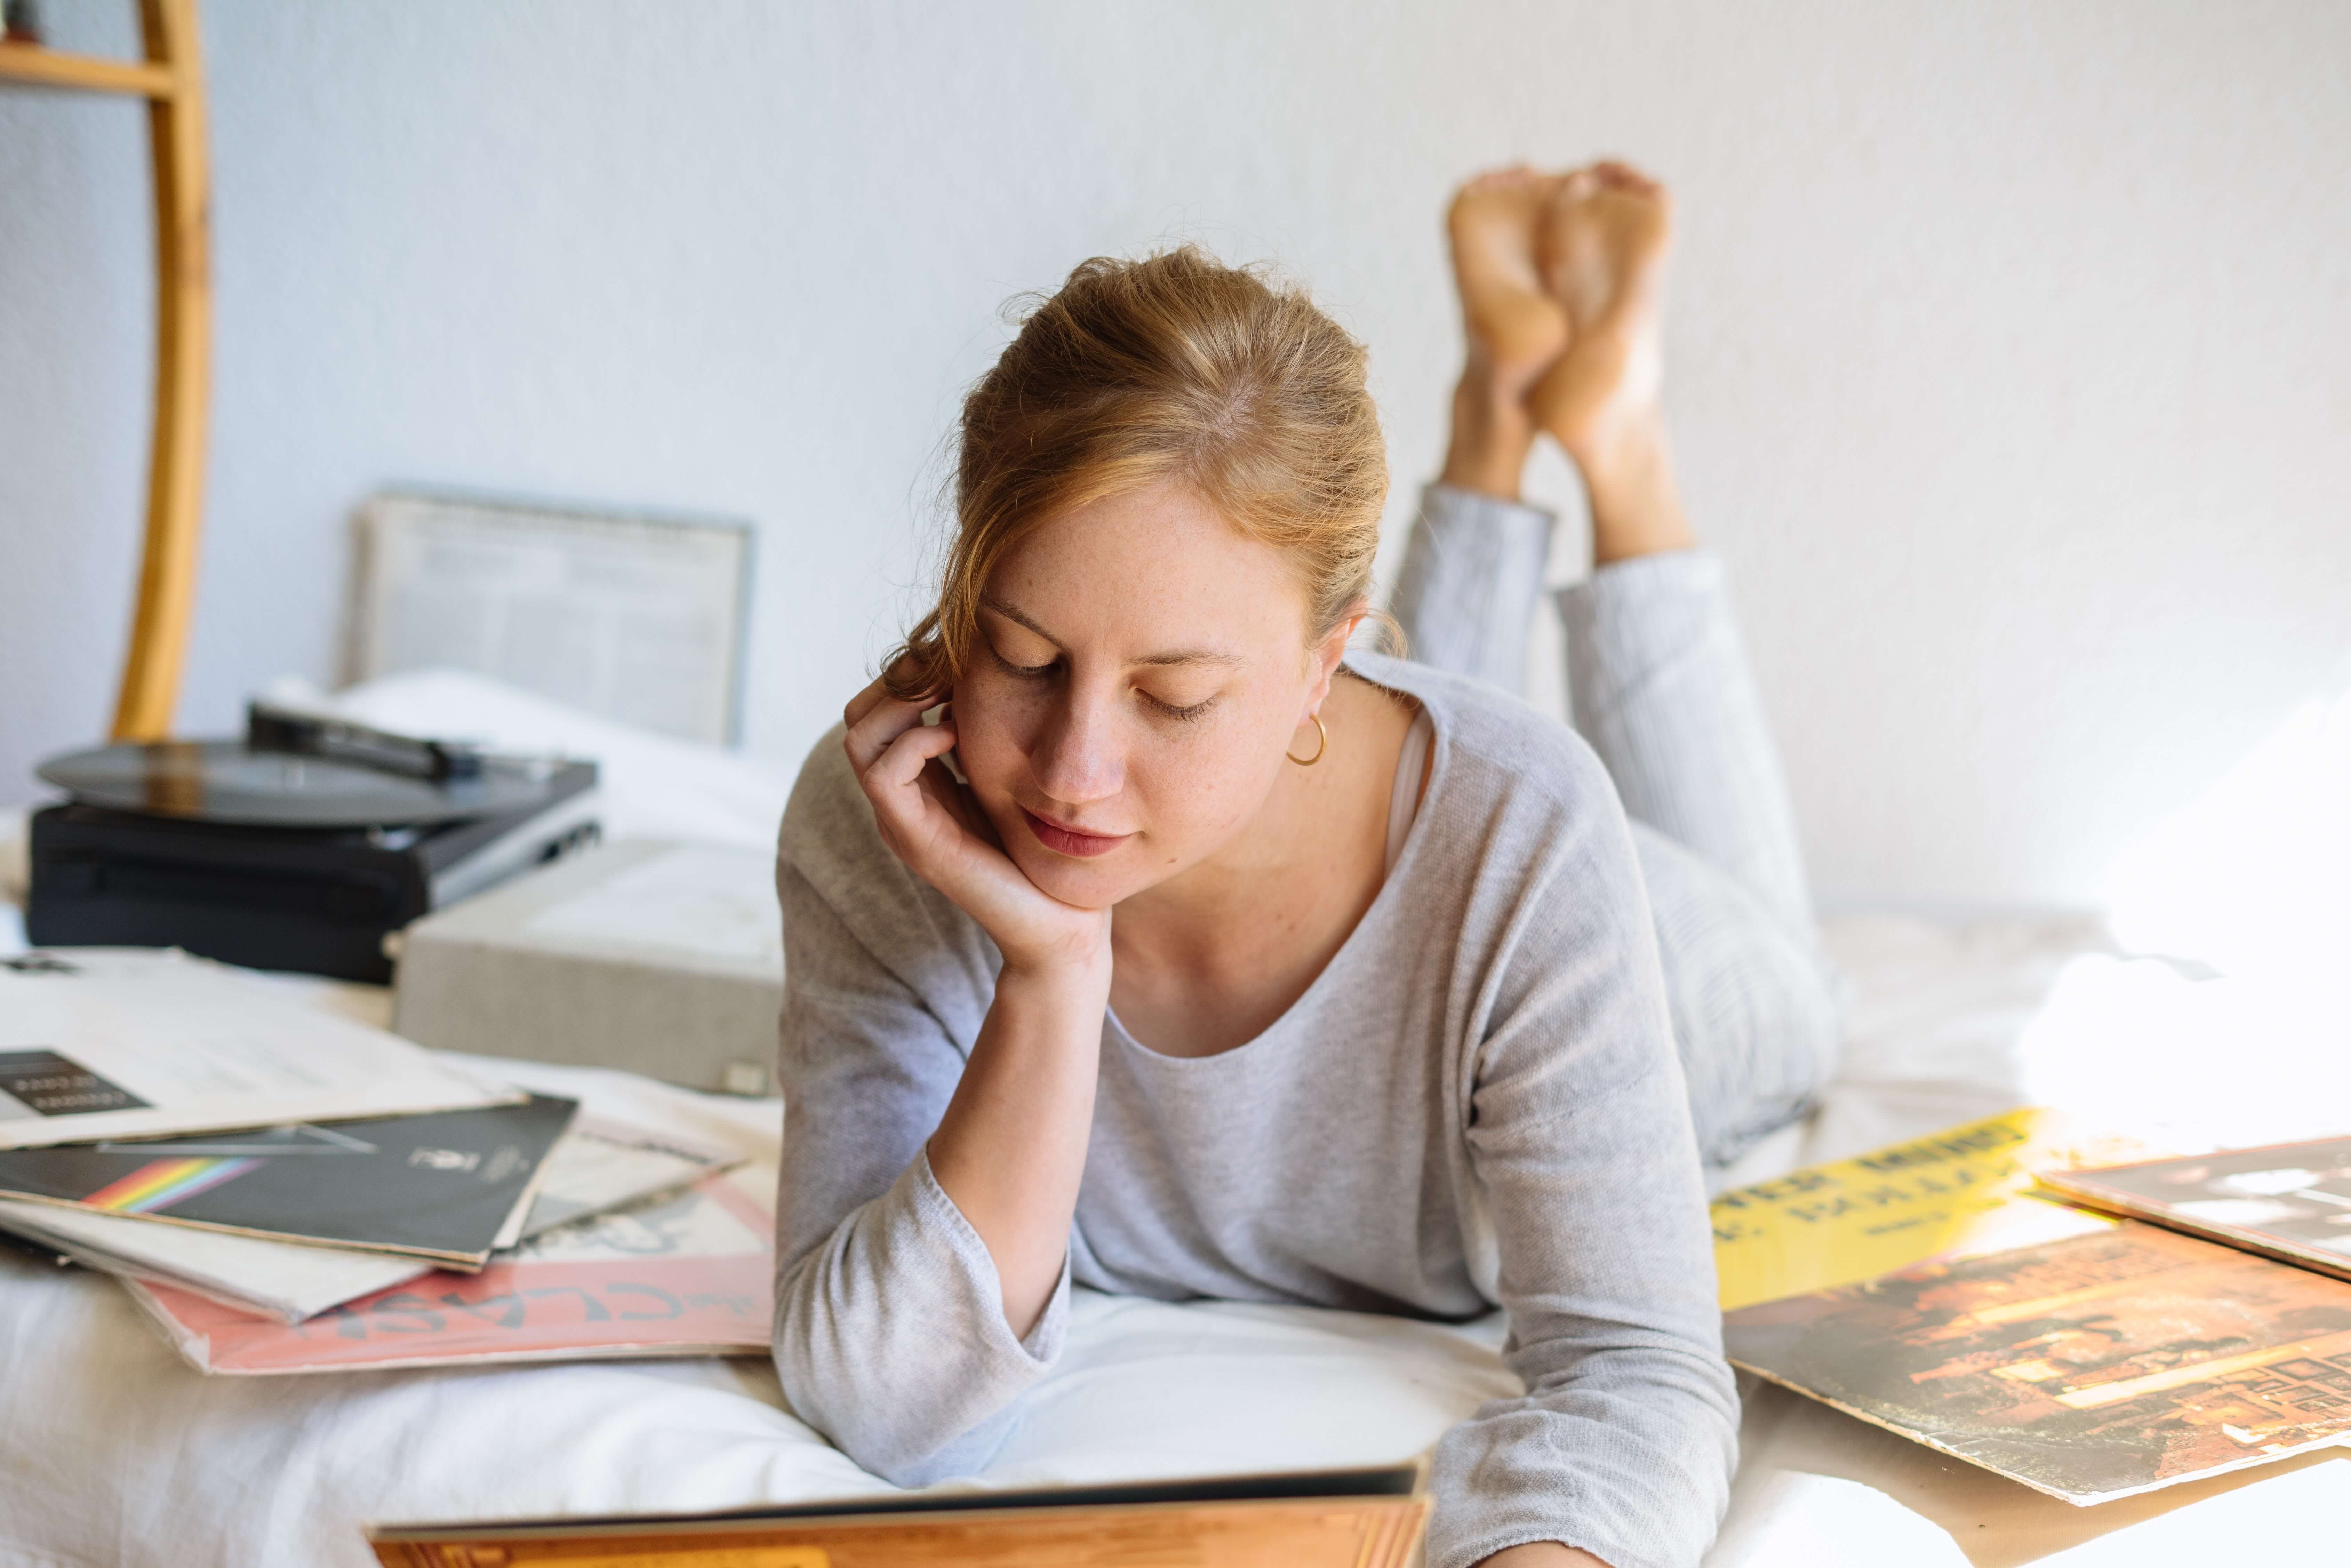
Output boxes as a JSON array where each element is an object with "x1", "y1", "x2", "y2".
[
  {"x1": 1459, "y1": 163, "x2": 1537, "y2": 197},
  {"x1": 1592, "y1": 159, "x2": 1669, "y2": 201}
]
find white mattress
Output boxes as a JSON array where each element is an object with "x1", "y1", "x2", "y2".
[
  {"x1": 5, "y1": 673, "x2": 2342, "y2": 1565},
  {"x1": 5, "y1": 911, "x2": 2341, "y2": 1567}
]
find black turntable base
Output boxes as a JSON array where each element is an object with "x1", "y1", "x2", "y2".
[{"x1": 26, "y1": 703, "x2": 601, "y2": 984}]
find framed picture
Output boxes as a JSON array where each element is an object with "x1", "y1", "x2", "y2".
[{"x1": 349, "y1": 490, "x2": 753, "y2": 747}]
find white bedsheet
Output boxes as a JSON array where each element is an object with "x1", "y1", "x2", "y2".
[
  {"x1": 5, "y1": 912, "x2": 2342, "y2": 1567},
  {"x1": 4, "y1": 670, "x2": 2343, "y2": 1565}
]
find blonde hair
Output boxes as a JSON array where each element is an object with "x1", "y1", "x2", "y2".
[{"x1": 885, "y1": 246, "x2": 1389, "y2": 701}]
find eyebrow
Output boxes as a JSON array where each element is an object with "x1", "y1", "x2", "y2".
[{"x1": 979, "y1": 594, "x2": 1242, "y2": 669}]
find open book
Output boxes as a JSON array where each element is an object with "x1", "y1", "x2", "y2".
[{"x1": 367, "y1": 1464, "x2": 1427, "y2": 1568}]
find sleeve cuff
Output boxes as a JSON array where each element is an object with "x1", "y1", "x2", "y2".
[
  {"x1": 771, "y1": 1148, "x2": 1070, "y2": 1484},
  {"x1": 1423, "y1": 480, "x2": 1558, "y2": 535},
  {"x1": 910, "y1": 1146, "x2": 1072, "y2": 1367}
]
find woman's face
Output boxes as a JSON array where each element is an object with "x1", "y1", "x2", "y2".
[{"x1": 951, "y1": 480, "x2": 1339, "y2": 911}]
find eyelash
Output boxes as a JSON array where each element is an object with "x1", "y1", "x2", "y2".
[
  {"x1": 1149, "y1": 694, "x2": 1215, "y2": 724},
  {"x1": 992, "y1": 649, "x2": 1214, "y2": 724}
]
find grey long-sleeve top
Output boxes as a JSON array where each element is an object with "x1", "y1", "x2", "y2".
[{"x1": 771, "y1": 651, "x2": 1738, "y2": 1568}]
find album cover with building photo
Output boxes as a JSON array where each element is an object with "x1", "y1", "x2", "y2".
[
  {"x1": 0, "y1": 1095, "x2": 577, "y2": 1269},
  {"x1": 2038, "y1": 1136, "x2": 2351, "y2": 1284},
  {"x1": 1722, "y1": 1220, "x2": 2351, "y2": 1504}
]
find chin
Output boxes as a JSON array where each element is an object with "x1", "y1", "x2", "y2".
[{"x1": 1005, "y1": 840, "x2": 1155, "y2": 911}]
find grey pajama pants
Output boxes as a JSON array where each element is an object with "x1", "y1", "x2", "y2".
[{"x1": 1390, "y1": 484, "x2": 1841, "y2": 1177}]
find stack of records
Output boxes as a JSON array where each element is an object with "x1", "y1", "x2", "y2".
[
  {"x1": 1709, "y1": 1110, "x2": 2351, "y2": 1506},
  {"x1": 0, "y1": 949, "x2": 769, "y2": 1373}
]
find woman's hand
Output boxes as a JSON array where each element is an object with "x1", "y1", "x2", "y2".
[{"x1": 843, "y1": 673, "x2": 1111, "y2": 977}]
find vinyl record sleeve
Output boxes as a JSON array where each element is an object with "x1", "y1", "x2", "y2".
[
  {"x1": 0, "y1": 1114, "x2": 738, "y2": 1320},
  {"x1": 1723, "y1": 1220, "x2": 2351, "y2": 1505},
  {"x1": 127, "y1": 1163, "x2": 774, "y2": 1374},
  {"x1": 366, "y1": 1463, "x2": 1427, "y2": 1568},
  {"x1": 0, "y1": 1095, "x2": 577, "y2": 1269},
  {"x1": 2039, "y1": 1135, "x2": 2351, "y2": 1284},
  {"x1": 1708, "y1": 1108, "x2": 2150, "y2": 1310}
]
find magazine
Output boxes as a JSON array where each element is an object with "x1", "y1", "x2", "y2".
[
  {"x1": 1722, "y1": 1219, "x2": 2351, "y2": 1504},
  {"x1": 0, "y1": 1095, "x2": 578, "y2": 1268},
  {"x1": 2038, "y1": 1136, "x2": 2351, "y2": 1284},
  {"x1": 1710, "y1": 1108, "x2": 2151, "y2": 1310},
  {"x1": 0, "y1": 1115, "x2": 742, "y2": 1321},
  {"x1": 367, "y1": 1465, "x2": 1428, "y2": 1568},
  {"x1": 0, "y1": 949, "x2": 515, "y2": 1149},
  {"x1": 129, "y1": 1163, "x2": 775, "y2": 1372}
]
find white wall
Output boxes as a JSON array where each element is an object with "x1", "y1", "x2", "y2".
[{"x1": 4, "y1": 0, "x2": 2347, "y2": 907}]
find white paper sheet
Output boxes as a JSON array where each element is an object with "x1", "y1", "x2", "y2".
[{"x1": 0, "y1": 950, "x2": 515, "y2": 1149}]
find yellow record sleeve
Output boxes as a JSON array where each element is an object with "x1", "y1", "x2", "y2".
[{"x1": 1710, "y1": 1108, "x2": 2156, "y2": 1311}]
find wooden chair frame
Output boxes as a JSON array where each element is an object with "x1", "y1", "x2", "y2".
[{"x1": 2, "y1": 0, "x2": 209, "y2": 741}]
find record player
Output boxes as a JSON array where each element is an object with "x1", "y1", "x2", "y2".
[{"x1": 26, "y1": 703, "x2": 601, "y2": 984}]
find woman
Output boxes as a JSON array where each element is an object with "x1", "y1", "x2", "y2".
[{"x1": 772, "y1": 162, "x2": 1840, "y2": 1568}]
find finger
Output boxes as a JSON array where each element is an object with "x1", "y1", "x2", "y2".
[
  {"x1": 862, "y1": 724, "x2": 990, "y2": 870},
  {"x1": 843, "y1": 673, "x2": 894, "y2": 729},
  {"x1": 844, "y1": 689, "x2": 946, "y2": 774},
  {"x1": 911, "y1": 745, "x2": 1004, "y2": 846},
  {"x1": 870, "y1": 716, "x2": 962, "y2": 793},
  {"x1": 863, "y1": 729, "x2": 971, "y2": 860},
  {"x1": 845, "y1": 651, "x2": 947, "y2": 729}
]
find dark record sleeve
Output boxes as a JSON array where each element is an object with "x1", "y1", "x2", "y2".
[
  {"x1": 2040, "y1": 1136, "x2": 2351, "y2": 1283},
  {"x1": 0, "y1": 1094, "x2": 578, "y2": 1269}
]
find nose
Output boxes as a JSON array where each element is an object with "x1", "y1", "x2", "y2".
[{"x1": 1029, "y1": 687, "x2": 1125, "y2": 808}]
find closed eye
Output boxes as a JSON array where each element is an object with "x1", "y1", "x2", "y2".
[
  {"x1": 1146, "y1": 692, "x2": 1215, "y2": 723},
  {"x1": 991, "y1": 646, "x2": 1058, "y2": 680}
]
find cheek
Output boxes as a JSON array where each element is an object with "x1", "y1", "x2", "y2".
[
  {"x1": 1121, "y1": 713, "x2": 1292, "y2": 856},
  {"x1": 947, "y1": 676, "x2": 1037, "y2": 795}
]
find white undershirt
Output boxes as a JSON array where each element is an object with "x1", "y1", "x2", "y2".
[{"x1": 1384, "y1": 707, "x2": 1435, "y2": 875}]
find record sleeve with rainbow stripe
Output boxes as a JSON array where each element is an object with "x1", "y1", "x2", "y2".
[{"x1": 0, "y1": 1096, "x2": 576, "y2": 1269}]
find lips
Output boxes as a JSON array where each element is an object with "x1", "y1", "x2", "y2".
[{"x1": 1020, "y1": 807, "x2": 1132, "y2": 859}]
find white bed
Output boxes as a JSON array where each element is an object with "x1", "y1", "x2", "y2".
[{"x1": 3, "y1": 675, "x2": 2342, "y2": 1566}]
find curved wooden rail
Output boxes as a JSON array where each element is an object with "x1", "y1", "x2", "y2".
[{"x1": 0, "y1": 0, "x2": 210, "y2": 742}]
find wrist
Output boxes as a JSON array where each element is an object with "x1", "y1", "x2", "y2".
[{"x1": 996, "y1": 936, "x2": 1113, "y2": 1003}]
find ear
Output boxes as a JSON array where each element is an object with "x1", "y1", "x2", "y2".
[{"x1": 1302, "y1": 599, "x2": 1369, "y2": 716}]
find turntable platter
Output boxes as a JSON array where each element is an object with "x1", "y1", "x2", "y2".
[{"x1": 38, "y1": 740, "x2": 563, "y2": 827}]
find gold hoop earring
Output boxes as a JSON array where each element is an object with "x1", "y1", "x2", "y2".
[{"x1": 1286, "y1": 713, "x2": 1328, "y2": 767}]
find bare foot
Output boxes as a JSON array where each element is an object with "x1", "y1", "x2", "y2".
[
  {"x1": 1447, "y1": 166, "x2": 1569, "y2": 391},
  {"x1": 1441, "y1": 167, "x2": 1566, "y2": 497},
  {"x1": 1529, "y1": 161, "x2": 1673, "y2": 467}
]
